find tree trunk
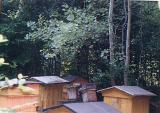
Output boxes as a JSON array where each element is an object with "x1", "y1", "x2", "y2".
[
  {"x1": 122, "y1": 0, "x2": 127, "y2": 57},
  {"x1": 124, "y1": 0, "x2": 131, "y2": 86},
  {"x1": 0, "y1": 0, "x2": 2, "y2": 14},
  {"x1": 108, "y1": 0, "x2": 115, "y2": 85}
]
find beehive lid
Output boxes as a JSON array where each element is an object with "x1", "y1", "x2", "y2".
[
  {"x1": 63, "y1": 75, "x2": 78, "y2": 82},
  {"x1": 43, "y1": 102, "x2": 121, "y2": 113},
  {"x1": 31, "y1": 76, "x2": 69, "y2": 84},
  {"x1": 65, "y1": 102, "x2": 121, "y2": 113},
  {"x1": 98, "y1": 86, "x2": 156, "y2": 96},
  {"x1": 0, "y1": 78, "x2": 18, "y2": 87},
  {"x1": 0, "y1": 79, "x2": 40, "y2": 88}
]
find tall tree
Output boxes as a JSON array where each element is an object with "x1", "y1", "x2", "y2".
[
  {"x1": 124, "y1": 0, "x2": 131, "y2": 85},
  {"x1": 0, "y1": 0, "x2": 2, "y2": 14},
  {"x1": 108, "y1": 0, "x2": 115, "y2": 85}
]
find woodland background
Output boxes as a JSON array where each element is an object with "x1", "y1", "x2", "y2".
[{"x1": 0, "y1": 0, "x2": 160, "y2": 112}]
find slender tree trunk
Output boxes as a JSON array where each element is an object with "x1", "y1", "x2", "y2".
[
  {"x1": 122, "y1": 0, "x2": 127, "y2": 57},
  {"x1": 108, "y1": 0, "x2": 115, "y2": 85},
  {"x1": 0, "y1": 0, "x2": 2, "y2": 14},
  {"x1": 124, "y1": 0, "x2": 131, "y2": 86}
]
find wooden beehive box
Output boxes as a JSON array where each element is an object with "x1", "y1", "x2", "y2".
[
  {"x1": 31, "y1": 76, "x2": 69, "y2": 110},
  {"x1": 63, "y1": 75, "x2": 88, "y2": 85},
  {"x1": 98, "y1": 86, "x2": 156, "y2": 113},
  {"x1": 79, "y1": 83, "x2": 97, "y2": 102},
  {"x1": 0, "y1": 81, "x2": 40, "y2": 112},
  {"x1": 66, "y1": 84, "x2": 80, "y2": 100},
  {"x1": 63, "y1": 75, "x2": 88, "y2": 100}
]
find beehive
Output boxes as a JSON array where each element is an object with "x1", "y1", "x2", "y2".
[
  {"x1": 31, "y1": 76, "x2": 68, "y2": 110},
  {"x1": 66, "y1": 84, "x2": 80, "y2": 100},
  {"x1": 63, "y1": 75, "x2": 88, "y2": 100},
  {"x1": 79, "y1": 83, "x2": 97, "y2": 102},
  {"x1": 0, "y1": 82, "x2": 40, "y2": 112},
  {"x1": 98, "y1": 86, "x2": 156, "y2": 113}
]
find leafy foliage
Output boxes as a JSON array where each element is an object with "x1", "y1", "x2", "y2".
[{"x1": 25, "y1": 1, "x2": 108, "y2": 78}]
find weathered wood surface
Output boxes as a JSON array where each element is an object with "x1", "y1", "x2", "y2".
[
  {"x1": 132, "y1": 96, "x2": 150, "y2": 113},
  {"x1": 0, "y1": 84, "x2": 39, "y2": 109},
  {"x1": 102, "y1": 88, "x2": 131, "y2": 99},
  {"x1": 39, "y1": 84, "x2": 64, "y2": 109}
]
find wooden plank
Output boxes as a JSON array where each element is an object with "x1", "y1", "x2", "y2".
[
  {"x1": 39, "y1": 84, "x2": 65, "y2": 110},
  {"x1": 102, "y1": 88, "x2": 132, "y2": 99},
  {"x1": 132, "y1": 96, "x2": 150, "y2": 113},
  {"x1": 104, "y1": 97, "x2": 132, "y2": 113}
]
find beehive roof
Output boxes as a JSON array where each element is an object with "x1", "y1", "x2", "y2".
[
  {"x1": 63, "y1": 75, "x2": 78, "y2": 82},
  {"x1": 98, "y1": 86, "x2": 156, "y2": 96},
  {"x1": 31, "y1": 76, "x2": 68, "y2": 84},
  {"x1": 0, "y1": 78, "x2": 40, "y2": 88},
  {"x1": 43, "y1": 102, "x2": 121, "y2": 113},
  {"x1": 65, "y1": 102, "x2": 121, "y2": 113}
]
